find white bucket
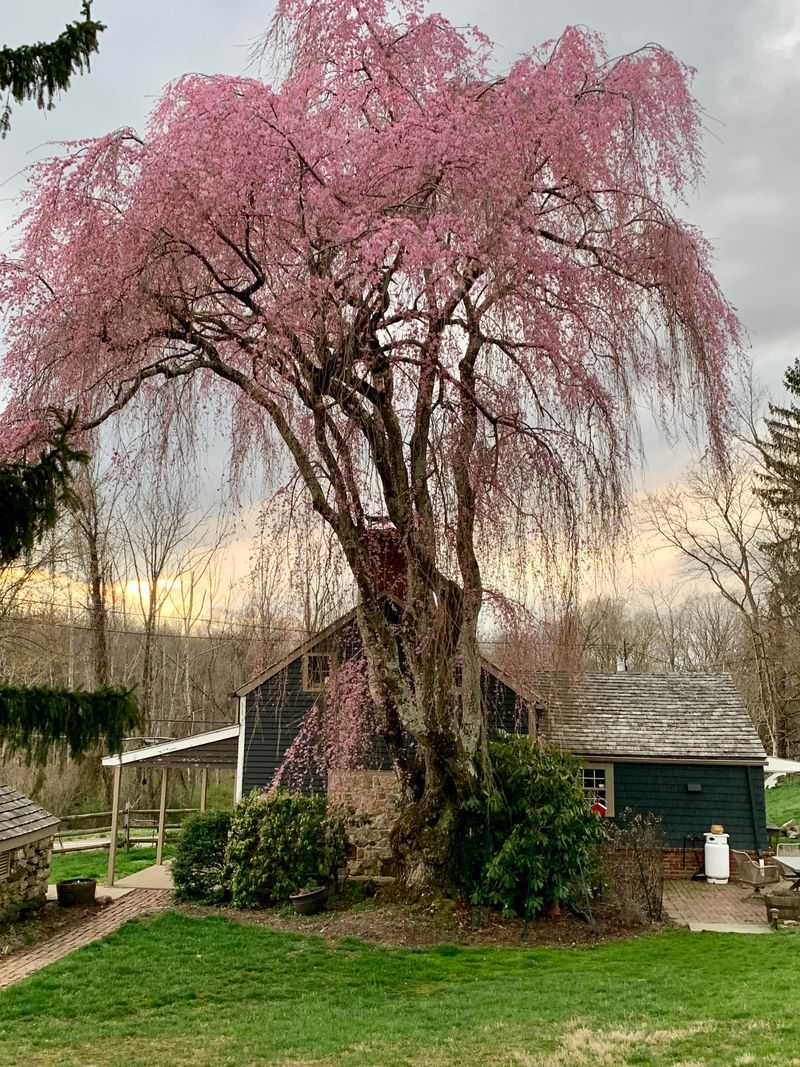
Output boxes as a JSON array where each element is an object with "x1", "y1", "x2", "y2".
[{"x1": 704, "y1": 832, "x2": 730, "y2": 885}]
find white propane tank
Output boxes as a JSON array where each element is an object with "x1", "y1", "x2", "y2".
[{"x1": 704, "y1": 832, "x2": 730, "y2": 884}]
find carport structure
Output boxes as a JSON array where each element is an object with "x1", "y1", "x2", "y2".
[{"x1": 101, "y1": 724, "x2": 240, "y2": 886}]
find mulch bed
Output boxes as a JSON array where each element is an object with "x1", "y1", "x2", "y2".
[
  {"x1": 0, "y1": 898, "x2": 114, "y2": 961},
  {"x1": 179, "y1": 884, "x2": 653, "y2": 948}
]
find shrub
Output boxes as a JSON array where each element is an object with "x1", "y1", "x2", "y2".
[
  {"x1": 172, "y1": 810, "x2": 232, "y2": 903},
  {"x1": 224, "y1": 790, "x2": 348, "y2": 908},
  {"x1": 454, "y1": 735, "x2": 604, "y2": 920},
  {"x1": 603, "y1": 809, "x2": 666, "y2": 922}
]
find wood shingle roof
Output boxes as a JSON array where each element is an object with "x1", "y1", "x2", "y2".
[
  {"x1": 0, "y1": 785, "x2": 59, "y2": 851},
  {"x1": 535, "y1": 671, "x2": 767, "y2": 763}
]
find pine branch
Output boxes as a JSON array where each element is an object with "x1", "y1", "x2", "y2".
[
  {"x1": 0, "y1": 2, "x2": 105, "y2": 136},
  {"x1": 0, "y1": 411, "x2": 90, "y2": 566},
  {"x1": 0, "y1": 685, "x2": 139, "y2": 763}
]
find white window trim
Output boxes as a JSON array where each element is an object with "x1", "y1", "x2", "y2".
[{"x1": 580, "y1": 761, "x2": 615, "y2": 816}]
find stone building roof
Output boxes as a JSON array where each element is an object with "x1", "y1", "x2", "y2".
[
  {"x1": 0, "y1": 785, "x2": 59, "y2": 852},
  {"x1": 535, "y1": 671, "x2": 767, "y2": 764}
]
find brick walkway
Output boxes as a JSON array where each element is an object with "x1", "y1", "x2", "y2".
[
  {"x1": 663, "y1": 879, "x2": 772, "y2": 929},
  {"x1": 0, "y1": 889, "x2": 170, "y2": 990}
]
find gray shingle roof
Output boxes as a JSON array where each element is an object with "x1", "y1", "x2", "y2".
[
  {"x1": 0, "y1": 785, "x2": 59, "y2": 849},
  {"x1": 533, "y1": 671, "x2": 767, "y2": 763}
]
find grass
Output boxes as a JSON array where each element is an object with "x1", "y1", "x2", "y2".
[
  {"x1": 1, "y1": 913, "x2": 799, "y2": 1066},
  {"x1": 49, "y1": 845, "x2": 175, "y2": 885},
  {"x1": 765, "y1": 773, "x2": 800, "y2": 827}
]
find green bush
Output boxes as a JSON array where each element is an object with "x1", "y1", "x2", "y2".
[
  {"x1": 172, "y1": 810, "x2": 232, "y2": 903},
  {"x1": 455, "y1": 735, "x2": 604, "y2": 920},
  {"x1": 224, "y1": 790, "x2": 348, "y2": 908}
]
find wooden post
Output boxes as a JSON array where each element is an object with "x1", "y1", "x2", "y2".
[
  {"x1": 156, "y1": 767, "x2": 169, "y2": 866},
  {"x1": 200, "y1": 767, "x2": 208, "y2": 812},
  {"x1": 106, "y1": 764, "x2": 122, "y2": 887}
]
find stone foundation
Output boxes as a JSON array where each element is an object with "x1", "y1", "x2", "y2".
[
  {"x1": 324, "y1": 775, "x2": 761, "y2": 885},
  {"x1": 328, "y1": 770, "x2": 400, "y2": 877},
  {"x1": 0, "y1": 836, "x2": 53, "y2": 921}
]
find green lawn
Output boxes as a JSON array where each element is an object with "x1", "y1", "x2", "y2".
[
  {"x1": 765, "y1": 773, "x2": 800, "y2": 826},
  {"x1": 1, "y1": 913, "x2": 799, "y2": 1066},
  {"x1": 49, "y1": 845, "x2": 175, "y2": 885}
]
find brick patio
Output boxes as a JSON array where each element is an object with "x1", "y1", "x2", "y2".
[
  {"x1": 0, "y1": 889, "x2": 170, "y2": 990},
  {"x1": 663, "y1": 879, "x2": 774, "y2": 932}
]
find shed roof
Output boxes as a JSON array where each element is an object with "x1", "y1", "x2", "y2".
[
  {"x1": 535, "y1": 671, "x2": 766, "y2": 764},
  {"x1": 0, "y1": 785, "x2": 59, "y2": 852},
  {"x1": 101, "y1": 723, "x2": 240, "y2": 769}
]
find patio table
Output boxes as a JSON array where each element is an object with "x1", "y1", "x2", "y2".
[{"x1": 775, "y1": 847, "x2": 800, "y2": 891}]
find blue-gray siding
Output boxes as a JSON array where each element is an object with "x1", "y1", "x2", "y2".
[
  {"x1": 613, "y1": 761, "x2": 767, "y2": 851},
  {"x1": 242, "y1": 658, "x2": 319, "y2": 794},
  {"x1": 242, "y1": 660, "x2": 528, "y2": 794}
]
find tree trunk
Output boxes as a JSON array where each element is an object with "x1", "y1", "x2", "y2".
[{"x1": 355, "y1": 575, "x2": 488, "y2": 889}]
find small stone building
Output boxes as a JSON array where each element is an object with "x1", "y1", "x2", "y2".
[{"x1": 0, "y1": 785, "x2": 59, "y2": 921}]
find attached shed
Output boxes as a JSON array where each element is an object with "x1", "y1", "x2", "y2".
[
  {"x1": 0, "y1": 785, "x2": 59, "y2": 920},
  {"x1": 535, "y1": 671, "x2": 768, "y2": 870}
]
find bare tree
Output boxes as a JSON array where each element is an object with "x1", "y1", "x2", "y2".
[
  {"x1": 67, "y1": 460, "x2": 127, "y2": 688},
  {"x1": 120, "y1": 463, "x2": 217, "y2": 733},
  {"x1": 642, "y1": 452, "x2": 789, "y2": 753}
]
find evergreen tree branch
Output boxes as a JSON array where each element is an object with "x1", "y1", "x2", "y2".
[
  {"x1": 0, "y1": 410, "x2": 89, "y2": 566},
  {"x1": 0, "y1": 2, "x2": 105, "y2": 136},
  {"x1": 0, "y1": 685, "x2": 139, "y2": 763}
]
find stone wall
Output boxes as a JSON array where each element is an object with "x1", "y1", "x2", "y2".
[
  {"x1": 328, "y1": 770, "x2": 399, "y2": 877},
  {"x1": 327, "y1": 774, "x2": 763, "y2": 882},
  {"x1": 0, "y1": 836, "x2": 53, "y2": 921}
]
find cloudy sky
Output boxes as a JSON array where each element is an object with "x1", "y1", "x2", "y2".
[{"x1": 2, "y1": 1, "x2": 798, "y2": 595}]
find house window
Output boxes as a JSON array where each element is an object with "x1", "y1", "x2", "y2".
[
  {"x1": 303, "y1": 652, "x2": 333, "y2": 692},
  {"x1": 579, "y1": 763, "x2": 615, "y2": 816},
  {"x1": 0, "y1": 852, "x2": 10, "y2": 880}
]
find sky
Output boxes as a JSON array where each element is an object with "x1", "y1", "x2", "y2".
[{"x1": 1, "y1": 1, "x2": 798, "y2": 601}]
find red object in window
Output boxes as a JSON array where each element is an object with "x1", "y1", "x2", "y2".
[{"x1": 591, "y1": 800, "x2": 607, "y2": 816}]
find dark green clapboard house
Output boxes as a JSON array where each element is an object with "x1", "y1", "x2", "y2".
[
  {"x1": 230, "y1": 606, "x2": 768, "y2": 875},
  {"x1": 530, "y1": 671, "x2": 769, "y2": 865}
]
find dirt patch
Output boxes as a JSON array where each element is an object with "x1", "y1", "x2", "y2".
[
  {"x1": 514, "y1": 1022, "x2": 711, "y2": 1066},
  {"x1": 179, "y1": 884, "x2": 653, "y2": 949},
  {"x1": 0, "y1": 898, "x2": 114, "y2": 960}
]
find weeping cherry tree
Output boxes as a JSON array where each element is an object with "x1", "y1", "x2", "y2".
[{"x1": 0, "y1": 0, "x2": 740, "y2": 879}]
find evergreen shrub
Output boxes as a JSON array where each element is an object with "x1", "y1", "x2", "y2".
[
  {"x1": 172, "y1": 810, "x2": 232, "y2": 903},
  {"x1": 454, "y1": 735, "x2": 604, "y2": 920},
  {"x1": 224, "y1": 790, "x2": 347, "y2": 908}
]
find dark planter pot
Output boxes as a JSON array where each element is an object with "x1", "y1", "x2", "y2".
[
  {"x1": 289, "y1": 885, "x2": 329, "y2": 915},
  {"x1": 56, "y1": 878, "x2": 97, "y2": 908}
]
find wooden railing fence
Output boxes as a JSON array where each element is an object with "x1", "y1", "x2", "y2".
[{"x1": 54, "y1": 804, "x2": 199, "y2": 852}]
